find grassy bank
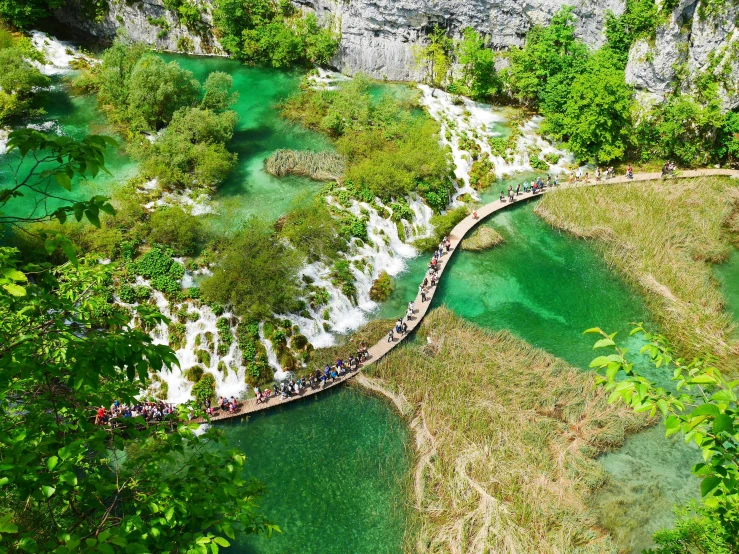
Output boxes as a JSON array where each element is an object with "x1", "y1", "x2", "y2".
[
  {"x1": 364, "y1": 307, "x2": 648, "y2": 553},
  {"x1": 536, "y1": 177, "x2": 739, "y2": 364}
]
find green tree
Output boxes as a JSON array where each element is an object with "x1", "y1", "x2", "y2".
[
  {"x1": 413, "y1": 26, "x2": 453, "y2": 91},
  {"x1": 279, "y1": 195, "x2": 345, "y2": 262},
  {"x1": 0, "y1": 0, "x2": 61, "y2": 28},
  {"x1": 138, "y1": 107, "x2": 238, "y2": 190},
  {"x1": 201, "y1": 71, "x2": 239, "y2": 112},
  {"x1": 605, "y1": 0, "x2": 660, "y2": 67},
  {"x1": 0, "y1": 46, "x2": 50, "y2": 123},
  {"x1": 586, "y1": 325, "x2": 738, "y2": 549},
  {"x1": 0, "y1": 247, "x2": 276, "y2": 552},
  {"x1": 542, "y1": 51, "x2": 634, "y2": 163},
  {"x1": 200, "y1": 218, "x2": 302, "y2": 318},
  {"x1": 454, "y1": 27, "x2": 499, "y2": 100},
  {"x1": 148, "y1": 205, "x2": 204, "y2": 256},
  {"x1": 125, "y1": 55, "x2": 200, "y2": 131},
  {"x1": 502, "y1": 7, "x2": 589, "y2": 108},
  {"x1": 96, "y1": 41, "x2": 149, "y2": 118}
]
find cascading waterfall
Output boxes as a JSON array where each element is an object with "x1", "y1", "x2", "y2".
[
  {"x1": 30, "y1": 31, "x2": 95, "y2": 76},
  {"x1": 417, "y1": 85, "x2": 573, "y2": 202},
  {"x1": 286, "y1": 196, "x2": 430, "y2": 348}
]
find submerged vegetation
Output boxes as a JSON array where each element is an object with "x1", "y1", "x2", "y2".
[
  {"x1": 367, "y1": 308, "x2": 647, "y2": 553},
  {"x1": 460, "y1": 225, "x2": 504, "y2": 251},
  {"x1": 537, "y1": 177, "x2": 739, "y2": 364}
]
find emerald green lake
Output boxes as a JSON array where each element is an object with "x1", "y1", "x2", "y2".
[
  {"x1": 218, "y1": 387, "x2": 411, "y2": 554},
  {"x1": 163, "y1": 55, "x2": 334, "y2": 224}
]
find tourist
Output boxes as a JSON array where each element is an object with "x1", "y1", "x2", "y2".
[
  {"x1": 445, "y1": 239, "x2": 451, "y2": 252},
  {"x1": 595, "y1": 167, "x2": 601, "y2": 182},
  {"x1": 396, "y1": 319, "x2": 403, "y2": 334},
  {"x1": 473, "y1": 211, "x2": 478, "y2": 219},
  {"x1": 627, "y1": 165, "x2": 633, "y2": 179},
  {"x1": 516, "y1": 183, "x2": 521, "y2": 196},
  {"x1": 422, "y1": 277, "x2": 428, "y2": 288},
  {"x1": 576, "y1": 168, "x2": 582, "y2": 181},
  {"x1": 401, "y1": 320, "x2": 408, "y2": 334},
  {"x1": 430, "y1": 274, "x2": 438, "y2": 287},
  {"x1": 406, "y1": 306, "x2": 413, "y2": 320},
  {"x1": 500, "y1": 191, "x2": 505, "y2": 202},
  {"x1": 421, "y1": 287, "x2": 428, "y2": 302},
  {"x1": 553, "y1": 175, "x2": 559, "y2": 186},
  {"x1": 387, "y1": 329, "x2": 394, "y2": 343}
]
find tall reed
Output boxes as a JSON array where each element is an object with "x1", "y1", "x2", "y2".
[
  {"x1": 366, "y1": 307, "x2": 648, "y2": 553},
  {"x1": 265, "y1": 149, "x2": 345, "y2": 181},
  {"x1": 537, "y1": 177, "x2": 739, "y2": 365}
]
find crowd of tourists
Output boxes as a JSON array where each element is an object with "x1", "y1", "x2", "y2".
[{"x1": 94, "y1": 400, "x2": 176, "y2": 426}]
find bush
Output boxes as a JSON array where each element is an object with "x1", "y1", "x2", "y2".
[
  {"x1": 369, "y1": 271, "x2": 394, "y2": 302},
  {"x1": 148, "y1": 206, "x2": 204, "y2": 256},
  {"x1": 414, "y1": 207, "x2": 469, "y2": 251},
  {"x1": 185, "y1": 365, "x2": 205, "y2": 382},
  {"x1": 195, "y1": 349, "x2": 211, "y2": 366},
  {"x1": 0, "y1": 45, "x2": 50, "y2": 123},
  {"x1": 212, "y1": 0, "x2": 339, "y2": 67},
  {"x1": 280, "y1": 196, "x2": 346, "y2": 262},
  {"x1": 330, "y1": 260, "x2": 357, "y2": 304},
  {"x1": 129, "y1": 247, "x2": 185, "y2": 295},
  {"x1": 191, "y1": 372, "x2": 216, "y2": 403},
  {"x1": 201, "y1": 218, "x2": 302, "y2": 318}
]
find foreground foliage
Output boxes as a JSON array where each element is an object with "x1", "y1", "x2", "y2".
[
  {"x1": 587, "y1": 326, "x2": 738, "y2": 553},
  {"x1": 0, "y1": 30, "x2": 49, "y2": 123}
]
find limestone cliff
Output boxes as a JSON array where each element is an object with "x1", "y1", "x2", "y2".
[{"x1": 55, "y1": 0, "x2": 739, "y2": 106}]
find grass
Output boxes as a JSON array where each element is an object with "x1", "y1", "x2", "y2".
[
  {"x1": 364, "y1": 307, "x2": 648, "y2": 553},
  {"x1": 536, "y1": 176, "x2": 739, "y2": 365},
  {"x1": 460, "y1": 226, "x2": 504, "y2": 251},
  {"x1": 264, "y1": 149, "x2": 345, "y2": 181}
]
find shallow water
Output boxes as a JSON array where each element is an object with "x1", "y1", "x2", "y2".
[
  {"x1": 381, "y1": 199, "x2": 701, "y2": 552},
  {"x1": 218, "y1": 386, "x2": 411, "y2": 554},
  {"x1": 714, "y1": 248, "x2": 739, "y2": 324}
]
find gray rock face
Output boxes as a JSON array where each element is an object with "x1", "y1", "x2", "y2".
[
  {"x1": 624, "y1": 0, "x2": 739, "y2": 108},
  {"x1": 56, "y1": 0, "x2": 739, "y2": 106},
  {"x1": 55, "y1": 0, "x2": 224, "y2": 56},
  {"x1": 302, "y1": 0, "x2": 623, "y2": 81}
]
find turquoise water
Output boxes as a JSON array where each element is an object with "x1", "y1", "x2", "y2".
[
  {"x1": 1, "y1": 77, "x2": 138, "y2": 221},
  {"x1": 382, "y1": 199, "x2": 701, "y2": 552},
  {"x1": 162, "y1": 55, "x2": 335, "y2": 224},
  {"x1": 714, "y1": 248, "x2": 739, "y2": 324},
  {"x1": 218, "y1": 387, "x2": 411, "y2": 554}
]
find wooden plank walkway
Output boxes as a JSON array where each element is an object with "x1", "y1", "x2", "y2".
[{"x1": 204, "y1": 168, "x2": 739, "y2": 422}]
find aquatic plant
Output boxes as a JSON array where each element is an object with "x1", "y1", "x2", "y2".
[
  {"x1": 365, "y1": 307, "x2": 648, "y2": 553},
  {"x1": 537, "y1": 176, "x2": 739, "y2": 365},
  {"x1": 369, "y1": 271, "x2": 395, "y2": 302},
  {"x1": 265, "y1": 149, "x2": 345, "y2": 181},
  {"x1": 460, "y1": 226, "x2": 504, "y2": 251}
]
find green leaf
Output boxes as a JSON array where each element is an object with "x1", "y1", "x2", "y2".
[
  {"x1": 84, "y1": 209, "x2": 100, "y2": 228},
  {"x1": 55, "y1": 172, "x2": 72, "y2": 191},
  {"x1": 700, "y1": 475, "x2": 721, "y2": 497},
  {"x1": 712, "y1": 414, "x2": 734, "y2": 435},
  {"x1": 2, "y1": 283, "x2": 26, "y2": 297},
  {"x1": 691, "y1": 404, "x2": 721, "y2": 417},
  {"x1": 59, "y1": 472, "x2": 77, "y2": 486},
  {"x1": 583, "y1": 327, "x2": 602, "y2": 334},
  {"x1": 0, "y1": 517, "x2": 18, "y2": 534},
  {"x1": 46, "y1": 456, "x2": 59, "y2": 472},
  {"x1": 213, "y1": 537, "x2": 230, "y2": 547},
  {"x1": 688, "y1": 375, "x2": 717, "y2": 385},
  {"x1": 41, "y1": 485, "x2": 56, "y2": 498},
  {"x1": 593, "y1": 337, "x2": 615, "y2": 349},
  {"x1": 1, "y1": 268, "x2": 27, "y2": 282}
]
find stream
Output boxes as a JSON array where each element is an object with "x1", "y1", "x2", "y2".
[{"x1": 3, "y1": 35, "x2": 728, "y2": 553}]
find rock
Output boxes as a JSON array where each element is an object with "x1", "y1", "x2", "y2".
[
  {"x1": 56, "y1": 0, "x2": 739, "y2": 107},
  {"x1": 625, "y1": 0, "x2": 739, "y2": 109},
  {"x1": 460, "y1": 226, "x2": 504, "y2": 251}
]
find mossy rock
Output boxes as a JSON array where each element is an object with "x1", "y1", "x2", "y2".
[
  {"x1": 203, "y1": 331, "x2": 214, "y2": 350},
  {"x1": 217, "y1": 360, "x2": 228, "y2": 375},
  {"x1": 279, "y1": 353, "x2": 297, "y2": 371},
  {"x1": 195, "y1": 349, "x2": 211, "y2": 366},
  {"x1": 185, "y1": 365, "x2": 205, "y2": 383},
  {"x1": 369, "y1": 271, "x2": 395, "y2": 302},
  {"x1": 217, "y1": 342, "x2": 229, "y2": 356},
  {"x1": 460, "y1": 226, "x2": 504, "y2": 252},
  {"x1": 292, "y1": 334, "x2": 309, "y2": 350}
]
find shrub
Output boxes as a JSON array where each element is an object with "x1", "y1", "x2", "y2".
[
  {"x1": 369, "y1": 271, "x2": 395, "y2": 302},
  {"x1": 330, "y1": 260, "x2": 357, "y2": 304},
  {"x1": 185, "y1": 364, "x2": 205, "y2": 382},
  {"x1": 148, "y1": 206, "x2": 204, "y2": 256},
  {"x1": 191, "y1": 372, "x2": 216, "y2": 403},
  {"x1": 195, "y1": 349, "x2": 211, "y2": 367}
]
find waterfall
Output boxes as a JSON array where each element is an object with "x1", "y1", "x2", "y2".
[
  {"x1": 417, "y1": 85, "x2": 573, "y2": 203},
  {"x1": 30, "y1": 31, "x2": 96, "y2": 76},
  {"x1": 287, "y1": 196, "x2": 422, "y2": 347}
]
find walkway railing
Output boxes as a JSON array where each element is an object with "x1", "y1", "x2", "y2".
[{"x1": 204, "y1": 168, "x2": 739, "y2": 422}]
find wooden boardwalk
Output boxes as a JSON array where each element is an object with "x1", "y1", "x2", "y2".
[{"x1": 205, "y1": 168, "x2": 739, "y2": 422}]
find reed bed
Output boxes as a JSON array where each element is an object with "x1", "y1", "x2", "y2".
[
  {"x1": 264, "y1": 149, "x2": 345, "y2": 181},
  {"x1": 365, "y1": 307, "x2": 648, "y2": 554},
  {"x1": 460, "y1": 226, "x2": 504, "y2": 252},
  {"x1": 536, "y1": 177, "x2": 739, "y2": 365}
]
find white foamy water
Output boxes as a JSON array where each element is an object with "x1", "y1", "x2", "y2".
[
  {"x1": 139, "y1": 179, "x2": 214, "y2": 215},
  {"x1": 286, "y1": 196, "x2": 429, "y2": 348},
  {"x1": 307, "y1": 67, "x2": 352, "y2": 91},
  {"x1": 30, "y1": 31, "x2": 96, "y2": 76},
  {"x1": 418, "y1": 85, "x2": 573, "y2": 203},
  {"x1": 0, "y1": 128, "x2": 10, "y2": 155}
]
